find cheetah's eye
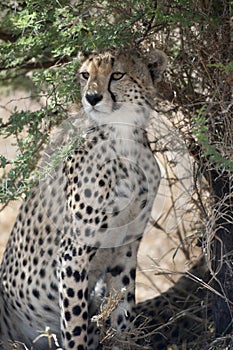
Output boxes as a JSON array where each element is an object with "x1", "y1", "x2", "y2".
[
  {"x1": 80, "y1": 72, "x2": 90, "y2": 80},
  {"x1": 111, "y1": 72, "x2": 125, "y2": 81}
]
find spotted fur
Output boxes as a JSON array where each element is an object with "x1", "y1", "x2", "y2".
[{"x1": 0, "y1": 48, "x2": 167, "y2": 350}]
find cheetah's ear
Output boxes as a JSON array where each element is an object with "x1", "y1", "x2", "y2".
[
  {"x1": 78, "y1": 51, "x2": 99, "y2": 63},
  {"x1": 147, "y1": 50, "x2": 167, "y2": 84},
  {"x1": 78, "y1": 51, "x2": 91, "y2": 63}
]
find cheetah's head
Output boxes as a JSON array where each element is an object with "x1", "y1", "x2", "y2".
[{"x1": 78, "y1": 48, "x2": 167, "y2": 126}]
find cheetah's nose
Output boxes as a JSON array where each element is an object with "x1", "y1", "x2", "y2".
[{"x1": 86, "y1": 93, "x2": 103, "y2": 106}]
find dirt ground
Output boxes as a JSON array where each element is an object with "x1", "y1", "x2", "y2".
[{"x1": 0, "y1": 89, "x2": 201, "y2": 303}]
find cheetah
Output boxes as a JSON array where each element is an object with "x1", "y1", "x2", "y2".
[{"x1": 0, "y1": 48, "x2": 167, "y2": 350}]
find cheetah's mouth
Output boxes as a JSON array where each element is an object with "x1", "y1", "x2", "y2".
[{"x1": 84, "y1": 104, "x2": 112, "y2": 116}]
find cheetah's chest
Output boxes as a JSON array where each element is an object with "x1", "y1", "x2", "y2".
[{"x1": 64, "y1": 126, "x2": 160, "y2": 247}]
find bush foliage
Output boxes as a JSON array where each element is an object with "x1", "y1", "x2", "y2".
[{"x1": 0, "y1": 0, "x2": 232, "y2": 202}]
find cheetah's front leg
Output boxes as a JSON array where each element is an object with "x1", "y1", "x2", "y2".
[
  {"x1": 58, "y1": 238, "x2": 96, "y2": 350},
  {"x1": 105, "y1": 239, "x2": 140, "y2": 347}
]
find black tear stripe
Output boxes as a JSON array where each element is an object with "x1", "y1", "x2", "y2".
[{"x1": 108, "y1": 79, "x2": 116, "y2": 102}]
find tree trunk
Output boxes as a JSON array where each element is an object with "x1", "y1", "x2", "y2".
[
  {"x1": 211, "y1": 171, "x2": 233, "y2": 336},
  {"x1": 208, "y1": 0, "x2": 233, "y2": 336}
]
